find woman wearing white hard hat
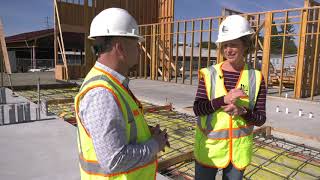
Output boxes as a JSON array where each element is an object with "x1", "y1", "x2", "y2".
[{"x1": 193, "y1": 15, "x2": 267, "y2": 179}]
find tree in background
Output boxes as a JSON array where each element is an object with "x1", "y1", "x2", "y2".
[
  {"x1": 197, "y1": 41, "x2": 217, "y2": 49},
  {"x1": 258, "y1": 20, "x2": 297, "y2": 54},
  {"x1": 270, "y1": 21, "x2": 283, "y2": 54},
  {"x1": 279, "y1": 19, "x2": 297, "y2": 54}
]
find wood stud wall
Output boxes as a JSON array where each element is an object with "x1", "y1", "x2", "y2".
[
  {"x1": 54, "y1": 0, "x2": 320, "y2": 99},
  {"x1": 54, "y1": 0, "x2": 173, "y2": 80},
  {"x1": 139, "y1": 3, "x2": 320, "y2": 99}
]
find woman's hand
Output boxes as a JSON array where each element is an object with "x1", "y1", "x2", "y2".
[
  {"x1": 224, "y1": 88, "x2": 248, "y2": 104},
  {"x1": 221, "y1": 104, "x2": 247, "y2": 116}
]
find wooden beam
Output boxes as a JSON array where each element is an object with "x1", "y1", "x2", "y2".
[
  {"x1": 182, "y1": 21, "x2": 187, "y2": 83},
  {"x1": 151, "y1": 24, "x2": 157, "y2": 80},
  {"x1": 161, "y1": 23, "x2": 165, "y2": 81},
  {"x1": 190, "y1": 20, "x2": 195, "y2": 85},
  {"x1": 217, "y1": 18, "x2": 224, "y2": 64},
  {"x1": 143, "y1": 104, "x2": 173, "y2": 113},
  {"x1": 0, "y1": 19, "x2": 12, "y2": 74},
  {"x1": 207, "y1": 19, "x2": 212, "y2": 67},
  {"x1": 198, "y1": 19, "x2": 203, "y2": 73},
  {"x1": 174, "y1": 22, "x2": 179, "y2": 83},
  {"x1": 279, "y1": 12, "x2": 288, "y2": 96},
  {"x1": 253, "y1": 14, "x2": 261, "y2": 69},
  {"x1": 54, "y1": 0, "x2": 69, "y2": 80},
  {"x1": 295, "y1": 9, "x2": 308, "y2": 98},
  {"x1": 158, "y1": 150, "x2": 194, "y2": 171},
  {"x1": 310, "y1": 9, "x2": 320, "y2": 100},
  {"x1": 84, "y1": 0, "x2": 94, "y2": 78},
  {"x1": 60, "y1": 24, "x2": 85, "y2": 33},
  {"x1": 272, "y1": 127, "x2": 320, "y2": 142},
  {"x1": 261, "y1": 12, "x2": 273, "y2": 86},
  {"x1": 253, "y1": 126, "x2": 272, "y2": 138}
]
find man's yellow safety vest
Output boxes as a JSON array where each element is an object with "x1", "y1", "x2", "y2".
[
  {"x1": 194, "y1": 62, "x2": 262, "y2": 170},
  {"x1": 74, "y1": 66, "x2": 157, "y2": 180}
]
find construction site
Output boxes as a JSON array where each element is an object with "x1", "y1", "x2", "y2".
[{"x1": 0, "y1": 0, "x2": 320, "y2": 179}]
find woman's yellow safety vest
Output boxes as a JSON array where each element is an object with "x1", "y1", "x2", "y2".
[
  {"x1": 194, "y1": 62, "x2": 262, "y2": 170},
  {"x1": 74, "y1": 66, "x2": 157, "y2": 180}
]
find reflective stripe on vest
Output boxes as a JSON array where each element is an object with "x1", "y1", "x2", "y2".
[
  {"x1": 209, "y1": 65, "x2": 217, "y2": 100},
  {"x1": 248, "y1": 69, "x2": 256, "y2": 110},
  {"x1": 207, "y1": 126, "x2": 254, "y2": 139},
  {"x1": 80, "y1": 75, "x2": 138, "y2": 144},
  {"x1": 79, "y1": 153, "x2": 105, "y2": 175}
]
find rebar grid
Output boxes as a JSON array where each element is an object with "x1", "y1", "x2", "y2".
[
  {"x1": 144, "y1": 110, "x2": 195, "y2": 160},
  {"x1": 16, "y1": 87, "x2": 78, "y2": 102},
  {"x1": 159, "y1": 135, "x2": 320, "y2": 180},
  {"x1": 12, "y1": 90, "x2": 320, "y2": 179}
]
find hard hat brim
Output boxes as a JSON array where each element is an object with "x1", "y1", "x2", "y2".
[
  {"x1": 216, "y1": 31, "x2": 253, "y2": 43},
  {"x1": 88, "y1": 34, "x2": 145, "y2": 42}
]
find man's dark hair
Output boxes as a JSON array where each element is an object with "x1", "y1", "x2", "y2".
[{"x1": 92, "y1": 37, "x2": 113, "y2": 55}]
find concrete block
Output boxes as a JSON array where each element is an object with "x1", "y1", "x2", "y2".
[
  {"x1": 17, "y1": 104, "x2": 24, "y2": 123},
  {"x1": 23, "y1": 103, "x2": 31, "y2": 121},
  {"x1": 0, "y1": 87, "x2": 6, "y2": 104},
  {"x1": 9, "y1": 104, "x2": 16, "y2": 124},
  {"x1": 41, "y1": 100, "x2": 48, "y2": 116},
  {"x1": 0, "y1": 105, "x2": 4, "y2": 125}
]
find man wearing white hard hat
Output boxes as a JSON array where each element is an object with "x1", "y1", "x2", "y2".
[
  {"x1": 74, "y1": 8, "x2": 169, "y2": 180},
  {"x1": 193, "y1": 15, "x2": 267, "y2": 179}
]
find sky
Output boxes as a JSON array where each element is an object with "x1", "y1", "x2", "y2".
[{"x1": 0, "y1": 0, "x2": 305, "y2": 37}]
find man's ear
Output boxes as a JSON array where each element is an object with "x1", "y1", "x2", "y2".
[{"x1": 116, "y1": 41, "x2": 128, "y2": 59}]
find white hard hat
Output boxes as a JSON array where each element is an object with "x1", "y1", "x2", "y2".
[
  {"x1": 88, "y1": 8, "x2": 144, "y2": 41},
  {"x1": 216, "y1": 15, "x2": 254, "y2": 43}
]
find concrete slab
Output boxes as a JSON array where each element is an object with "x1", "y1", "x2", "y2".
[
  {"x1": 0, "y1": 120, "x2": 79, "y2": 180},
  {"x1": 130, "y1": 79, "x2": 197, "y2": 114}
]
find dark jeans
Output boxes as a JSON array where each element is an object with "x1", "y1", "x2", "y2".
[{"x1": 195, "y1": 162, "x2": 244, "y2": 180}]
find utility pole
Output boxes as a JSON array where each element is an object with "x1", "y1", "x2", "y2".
[{"x1": 44, "y1": 16, "x2": 51, "y2": 29}]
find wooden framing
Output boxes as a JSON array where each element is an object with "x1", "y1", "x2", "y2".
[
  {"x1": 261, "y1": 12, "x2": 272, "y2": 86},
  {"x1": 54, "y1": 0, "x2": 174, "y2": 80},
  {"x1": 311, "y1": 9, "x2": 320, "y2": 100},
  {"x1": 198, "y1": 20, "x2": 203, "y2": 73},
  {"x1": 0, "y1": 19, "x2": 11, "y2": 75},
  {"x1": 279, "y1": 12, "x2": 289, "y2": 96},
  {"x1": 138, "y1": 5, "x2": 320, "y2": 100},
  {"x1": 189, "y1": 20, "x2": 195, "y2": 85},
  {"x1": 182, "y1": 21, "x2": 187, "y2": 83},
  {"x1": 174, "y1": 22, "x2": 179, "y2": 83},
  {"x1": 158, "y1": 150, "x2": 193, "y2": 171},
  {"x1": 54, "y1": 0, "x2": 320, "y2": 100},
  {"x1": 216, "y1": 17, "x2": 224, "y2": 64}
]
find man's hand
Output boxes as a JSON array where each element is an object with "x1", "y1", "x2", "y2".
[
  {"x1": 224, "y1": 88, "x2": 248, "y2": 104},
  {"x1": 221, "y1": 104, "x2": 247, "y2": 116},
  {"x1": 150, "y1": 124, "x2": 170, "y2": 152}
]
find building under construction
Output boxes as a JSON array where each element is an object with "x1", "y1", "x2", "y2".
[
  {"x1": 53, "y1": 0, "x2": 320, "y2": 100},
  {"x1": 0, "y1": 0, "x2": 320, "y2": 179}
]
